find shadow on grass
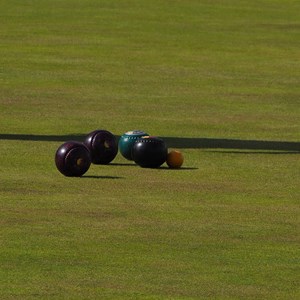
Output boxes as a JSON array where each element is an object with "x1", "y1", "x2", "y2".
[
  {"x1": 82, "y1": 175, "x2": 124, "y2": 179},
  {"x1": 159, "y1": 166, "x2": 198, "y2": 170},
  {"x1": 109, "y1": 162, "x2": 137, "y2": 167},
  {"x1": 0, "y1": 133, "x2": 85, "y2": 142},
  {"x1": 162, "y1": 137, "x2": 300, "y2": 152},
  {"x1": 206, "y1": 150, "x2": 300, "y2": 155},
  {"x1": 0, "y1": 133, "x2": 299, "y2": 152}
]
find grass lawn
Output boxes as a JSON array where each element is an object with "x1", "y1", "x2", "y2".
[{"x1": 0, "y1": 0, "x2": 299, "y2": 299}]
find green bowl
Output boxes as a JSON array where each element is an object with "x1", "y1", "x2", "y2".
[{"x1": 118, "y1": 130, "x2": 149, "y2": 160}]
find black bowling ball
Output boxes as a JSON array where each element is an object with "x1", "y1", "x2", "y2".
[{"x1": 132, "y1": 136, "x2": 167, "y2": 168}]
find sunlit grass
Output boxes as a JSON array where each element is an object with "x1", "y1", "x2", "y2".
[{"x1": 0, "y1": 0, "x2": 299, "y2": 298}]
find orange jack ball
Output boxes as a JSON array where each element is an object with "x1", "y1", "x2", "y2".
[{"x1": 167, "y1": 150, "x2": 184, "y2": 168}]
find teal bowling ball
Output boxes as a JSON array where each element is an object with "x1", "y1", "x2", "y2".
[{"x1": 118, "y1": 130, "x2": 148, "y2": 160}]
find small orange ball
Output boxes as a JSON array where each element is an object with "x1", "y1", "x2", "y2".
[{"x1": 167, "y1": 150, "x2": 184, "y2": 168}]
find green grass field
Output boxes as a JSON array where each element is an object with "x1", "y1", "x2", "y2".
[{"x1": 1, "y1": 0, "x2": 299, "y2": 299}]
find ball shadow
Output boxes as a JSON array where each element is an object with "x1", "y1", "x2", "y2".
[
  {"x1": 158, "y1": 166, "x2": 198, "y2": 170},
  {"x1": 109, "y1": 162, "x2": 137, "y2": 167},
  {"x1": 82, "y1": 175, "x2": 124, "y2": 179}
]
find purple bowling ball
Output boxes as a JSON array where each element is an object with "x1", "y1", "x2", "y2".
[
  {"x1": 55, "y1": 141, "x2": 91, "y2": 177},
  {"x1": 84, "y1": 129, "x2": 118, "y2": 164}
]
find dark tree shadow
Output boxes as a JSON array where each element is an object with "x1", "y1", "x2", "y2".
[
  {"x1": 0, "y1": 133, "x2": 299, "y2": 152},
  {"x1": 206, "y1": 150, "x2": 300, "y2": 155},
  {"x1": 161, "y1": 136, "x2": 300, "y2": 152},
  {"x1": 0, "y1": 133, "x2": 85, "y2": 142}
]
